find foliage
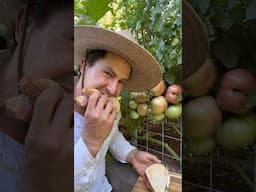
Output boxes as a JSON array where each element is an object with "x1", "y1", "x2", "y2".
[
  {"x1": 0, "y1": 23, "x2": 11, "y2": 50},
  {"x1": 74, "y1": 0, "x2": 182, "y2": 84},
  {"x1": 110, "y1": 0, "x2": 182, "y2": 84},
  {"x1": 74, "y1": 0, "x2": 113, "y2": 25},
  {"x1": 187, "y1": 0, "x2": 256, "y2": 72}
]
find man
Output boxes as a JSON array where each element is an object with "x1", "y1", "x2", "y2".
[
  {"x1": 0, "y1": 1, "x2": 73, "y2": 191},
  {"x1": 74, "y1": 26, "x2": 163, "y2": 192}
]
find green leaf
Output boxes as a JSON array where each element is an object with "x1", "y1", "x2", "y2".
[
  {"x1": 216, "y1": 12, "x2": 234, "y2": 30},
  {"x1": 76, "y1": 15, "x2": 97, "y2": 25},
  {"x1": 228, "y1": 0, "x2": 241, "y2": 10},
  {"x1": 0, "y1": 23, "x2": 10, "y2": 48},
  {"x1": 84, "y1": 0, "x2": 112, "y2": 21},
  {"x1": 177, "y1": 54, "x2": 182, "y2": 65},
  {"x1": 213, "y1": 38, "x2": 239, "y2": 68},
  {"x1": 163, "y1": 69, "x2": 176, "y2": 84},
  {"x1": 171, "y1": 38, "x2": 179, "y2": 46},
  {"x1": 197, "y1": 0, "x2": 210, "y2": 14},
  {"x1": 175, "y1": 0, "x2": 182, "y2": 7},
  {"x1": 246, "y1": 0, "x2": 256, "y2": 20},
  {"x1": 174, "y1": 16, "x2": 182, "y2": 26},
  {"x1": 204, "y1": 18, "x2": 215, "y2": 37},
  {"x1": 246, "y1": 92, "x2": 256, "y2": 109}
]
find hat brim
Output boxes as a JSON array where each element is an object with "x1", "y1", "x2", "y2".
[
  {"x1": 183, "y1": 0, "x2": 209, "y2": 79},
  {"x1": 75, "y1": 26, "x2": 162, "y2": 92}
]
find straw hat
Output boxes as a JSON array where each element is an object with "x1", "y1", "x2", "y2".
[
  {"x1": 183, "y1": 0, "x2": 209, "y2": 78},
  {"x1": 74, "y1": 26, "x2": 162, "y2": 92}
]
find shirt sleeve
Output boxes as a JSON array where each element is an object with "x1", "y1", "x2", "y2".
[
  {"x1": 109, "y1": 130, "x2": 136, "y2": 163},
  {"x1": 74, "y1": 137, "x2": 96, "y2": 192}
]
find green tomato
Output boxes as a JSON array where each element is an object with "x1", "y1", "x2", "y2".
[
  {"x1": 217, "y1": 113, "x2": 256, "y2": 151},
  {"x1": 151, "y1": 96, "x2": 168, "y2": 115},
  {"x1": 134, "y1": 92, "x2": 148, "y2": 103},
  {"x1": 129, "y1": 100, "x2": 138, "y2": 109},
  {"x1": 137, "y1": 103, "x2": 148, "y2": 117},
  {"x1": 188, "y1": 137, "x2": 216, "y2": 156},
  {"x1": 152, "y1": 113, "x2": 165, "y2": 121},
  {"x1": 165, "y1": 104, "x2": 182, "y2": 120},
  {"x1": 130, "y1": 111, "x2": 139, "y2": 120},
  {"x1": 183, "y1": 96, "x2": 222, "y2": 139}
]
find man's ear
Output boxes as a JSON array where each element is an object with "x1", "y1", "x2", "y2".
[
  {"x1": 80, "y1": 58, "x2": 87, "y2": 74},
  {"x1": 15, "y1": 6, "x2": 26, "y2": 43}
]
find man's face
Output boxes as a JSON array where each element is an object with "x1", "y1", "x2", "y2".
[
  {"x1": 22, "y1": 7, "x2": 73, "y2": 91},
  {"x1": 83, "y1": 52, "x2": 131, "y2": 97}
]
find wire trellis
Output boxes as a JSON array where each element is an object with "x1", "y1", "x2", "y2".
[
  {"x1": 183, "y1": 146, "x2": 256, "y2": 192},
  {"x1": 130, "y1": 118, "x2": 182, "y2": 173}
]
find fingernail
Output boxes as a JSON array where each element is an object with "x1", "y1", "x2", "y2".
[
  {"x1": 81, "y1": 95, "x2": 87, "y2": 106},
  {"x1": 15, "y1": 103, "x2": 33, "y2": 122}
]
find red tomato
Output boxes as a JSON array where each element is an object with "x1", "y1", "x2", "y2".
[
  {"x1": 165, "y1": 84, "x2": 182, "y2": 104},
  {"x1": 217, "y1": 68, "x2": 256, "y2": 114}
]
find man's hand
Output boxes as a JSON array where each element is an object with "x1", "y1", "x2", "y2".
[
  {"x1": 82, "y1": 91, "x2": 117, "y2": 157},
  {"x1": 127, "y1": 149, "x2": 161, "y2": 191},
  {"x1": 74, "y1": 95, "x2": 87, "y2": 115},
  {"x1": 21, "y1": 83, "x2": 73, "y2": 192}
]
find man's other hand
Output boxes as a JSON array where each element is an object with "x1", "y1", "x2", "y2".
[{"x1": 128, "y1": 149, "x2": 161, "y2": 190}]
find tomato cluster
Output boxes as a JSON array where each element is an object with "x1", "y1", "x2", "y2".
[
  {"x1": 126, "y1": 80, "x2": 182, "y2": 122},
  {"x1": 183, "y1": 57, "x2": 256, "y2": 155}
]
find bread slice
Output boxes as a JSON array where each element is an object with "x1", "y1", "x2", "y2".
[
  {"x1": 82, "y1": 88, "x2": 99, "y2": 97},
  {"x1": 76, "y1": 88, "x2": 120, "y2": 112},
  {"x1": 108, "y1": 97, "x2": 120, "y2": 113},
  {"x1": 145, "y1": 164, "x2": 170, "y2": 192}
]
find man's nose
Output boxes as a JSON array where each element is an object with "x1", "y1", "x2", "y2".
[{"x1": 107, "y1": 80, "x2": 119, "y2": 97}]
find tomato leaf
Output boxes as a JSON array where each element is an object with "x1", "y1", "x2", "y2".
[
  {"x1": 84, "y1": 0, "x2": 112, "y2": 21},
  {"x1": 246, "y1": 0, "x2": 256, "y2": 20}
]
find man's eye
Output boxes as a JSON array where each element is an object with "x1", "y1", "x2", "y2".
[
  {"x1": 119, "y1": 81, "x2": 126, "y2": 85},
  {"x1": 104, "y1": 71, "x2": 112, "y2": 77}
]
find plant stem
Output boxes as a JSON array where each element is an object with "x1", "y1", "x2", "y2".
[
  {"x1": 148, "y1": 137, "x2": 180, "y2": 161},
  {"x1": 171, "y1": 123, "x2": 181, "y2": 136},
  {"x1": 133, "y1": 134, "x2": 180, "y2": 161},
  {"x1": 232, "y1": 161, "x2": 253, "y2": 189}
]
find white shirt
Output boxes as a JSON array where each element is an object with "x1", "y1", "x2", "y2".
[
  {"x1": 0, "y1": 131, "x2": 24, "y2": 192},
  {"x1": 74, "y1": 112, "x2": 136, "y2": 192}
]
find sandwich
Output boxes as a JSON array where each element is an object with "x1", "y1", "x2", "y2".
[
  {"x1": 75, "y1": 88, "x2": 120, "y2": 112},
  {"x1": 145, "y1": 163, "x2": 170, "y2": 192},
  {"x1": 5, "y1": 78, "x2": 59, "y2": 122}
]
